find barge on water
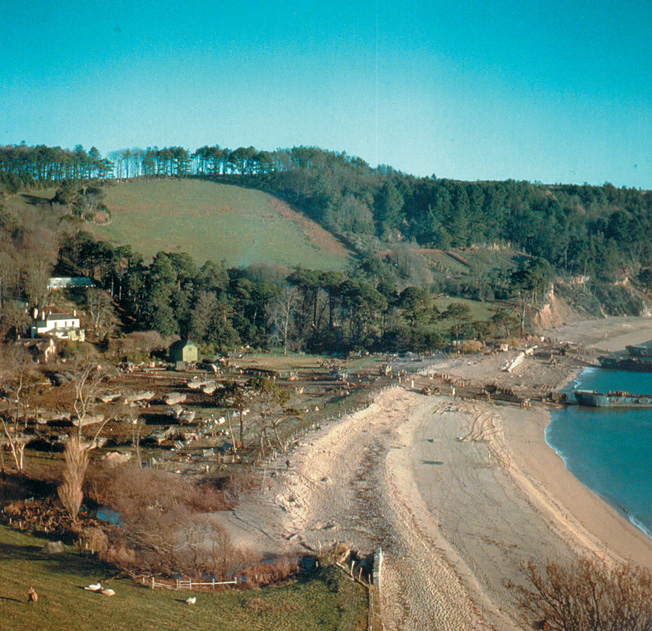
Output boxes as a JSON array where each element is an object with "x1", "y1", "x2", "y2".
[
  {"x1": 598, "y1": 355, "x2": 652, "y2": 371},
  {"x1": 574, "y1": 389, "x2": 652, "y2": 408},
  {"x1": 597, "y1": 339, "x2": 652, "y2": 371},
  {"x1": 625, "y1": 343, "x2": 652, "y2": 358}
]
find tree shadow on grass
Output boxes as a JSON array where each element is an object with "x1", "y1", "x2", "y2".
[
  {"x1": 19, "y1": 193, "x2": 52, "y2": 207},
  {"x1": 0, "y1": 540, "x2": 114, "y2": 579}
]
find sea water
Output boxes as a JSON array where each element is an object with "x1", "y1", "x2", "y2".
[{"x1": 546, "y1": 367, "x2": 652, "y2": 539}]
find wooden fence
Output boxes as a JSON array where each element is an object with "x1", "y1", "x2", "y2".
[
  {"x1": 150, "y1": 576, "x2": 238, "y2": 590},
  {"x1": 331, "y1": 546, "x2": 384, "y2": 631}
]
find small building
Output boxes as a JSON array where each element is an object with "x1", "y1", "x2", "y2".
[
  {"x1": 47, "y1": 277, "x2": 96, "y2": 290},
  {"x1": 16, "y1": 338, "x2": 57, "y2": 363},
  {"x1": 31, "y1": 310, "x2": 86, "y2": 342},
  {"x1": 169, "y1": 340, "x2": 199, "y2": 364}
]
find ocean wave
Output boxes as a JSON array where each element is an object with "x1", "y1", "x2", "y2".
[{"x1": 625, "y1": 511, "x2": 652, "y2": 540}]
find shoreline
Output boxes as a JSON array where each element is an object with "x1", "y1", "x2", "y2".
[
  {"x1": 502, "y1": 401, "x2": 652, "y2": 567},
  {"x1": 384, "y1": 318, "x2": 652, "y2": 627},
  {"x1": 227, "y1": 316, "x2": 652, "y2": 630},
  {"x1": 541, "y1": 407, "x2": 652, "y2": 541},
  {"x1": 466, "y1": 320, "x2": 652, "y2": 562},
  {"x1": 541, "y1": 320, "x2": 652, "y2": 559}
]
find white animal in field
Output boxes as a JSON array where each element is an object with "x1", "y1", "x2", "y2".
[{"x1": 185, "y1": 596, "x2": 196, "y2": 605}]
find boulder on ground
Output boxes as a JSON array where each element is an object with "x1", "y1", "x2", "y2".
[{"x1": 41, "y1": 540, "x2": 65, "y2": 554}]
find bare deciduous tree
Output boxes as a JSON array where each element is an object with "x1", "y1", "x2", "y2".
[
  {"x1": 0, "y1": 349, "x2": 39, "y2": 472},
  {"x1": 268, "y1": 286, "x2": 300, "y2": 355},
  {"x1": 58, "y1": 360, "x2": 112, "y2": 521},
  {"x1": 247, "y1": 376, "x2": 291, "y2": 454},
  {"x1": 215, "y1": 381, "x2": 251, "y2": 449},
  {"x1": 85, "y1": 288, "x2": 119, "y2": 340},
  {"x1": 512, "y1": 558, "x2": 652, "y2": 631}
]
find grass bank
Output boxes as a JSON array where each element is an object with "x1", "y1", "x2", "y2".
[
  {"x1": 96, "y1": 179, "x2": 352, "y2": 269},
  {"x1": 0, "y1": 524, "x2": 367, "y2": 631}
]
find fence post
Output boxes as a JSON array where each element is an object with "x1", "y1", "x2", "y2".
[{"x1": 369, "y1": 547, "x2": 384, "y2": 630}]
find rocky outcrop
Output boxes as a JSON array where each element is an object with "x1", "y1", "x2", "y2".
[{"x1": 531, "y1": 287, "x2": 582, "y2": 331}]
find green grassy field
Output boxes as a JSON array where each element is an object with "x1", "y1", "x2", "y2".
[
  {"x1": 93, "y1": 179, "x2": 352, "y2": 269},
  {"x1": 433, "y1": 296, "x2": 495, "y2": 322},
  {"x1": 0, "y1": 525, "x2": 367, "y2": 631}
]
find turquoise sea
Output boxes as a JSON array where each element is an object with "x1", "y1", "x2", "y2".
[{"x1": 546, "y1": 367, "x2": 652, "y2": 538}]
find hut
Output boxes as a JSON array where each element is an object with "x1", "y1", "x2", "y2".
[{"x1": 169, "y1": 340, "x2": 199, "y2": 364}]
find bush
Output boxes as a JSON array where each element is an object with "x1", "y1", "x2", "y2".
[
  {"x1": 85, "y1": 464, "x2": 267, "y2": 580},
  {"x1": 513, "y1": 558, "x2": 652, "y2": 631},
  {"x1": 109, "y1": 331, "x2": 168, "y2": 363},
  {"x1": 459, "y1": 340, "x2": 483, "y2": 354}
]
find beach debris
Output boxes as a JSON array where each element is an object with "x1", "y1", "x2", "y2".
[
  {"x1": 72, "y1": 414, "x2": 104, "y2": 427},
  {"x1": 178, "y1": 409, "x2": 196, "y2": 424},
  {"x1": 164, "y1": 392, "x2": 186, "y2": 405},
  {"x1": 201, "y1": 382, "x2": 217, "y2": 395},
  {"x1": 28, "y1": 586, "x2": 38, "y2": 603},
  {"x1": 167, "y1": 404, "x2": 184, "y2": 419},
  {"x1": 502, "y1": 352, "x2": 525, "y2": 373},
  {"x1": 102, "y1": 451, "x2": 131, "y2": 466},
  {"x1": 98, "y1": 392, "x2": 121, "y2": 403},
  {"x1": 145, "y1": 426, "x2": 176, "y2": 445},
  {"x1": 124, "y1": 391, "x2": 155, "y2": 405}
]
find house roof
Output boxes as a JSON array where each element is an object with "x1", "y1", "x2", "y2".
[
  {"x1": 169, "y1": 340, "x2": 198, "y2": 350},
  {"x1": 39, "y1": 313, "x2": 78, "y2": 322}
]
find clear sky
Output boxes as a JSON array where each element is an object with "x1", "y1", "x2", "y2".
[{"x1": 2, "y1": 0, "x2": 651, "y2": 187}]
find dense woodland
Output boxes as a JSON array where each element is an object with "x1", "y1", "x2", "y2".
[{"x1": 1, "y1": 142, "x2": 651, "y2": 355}]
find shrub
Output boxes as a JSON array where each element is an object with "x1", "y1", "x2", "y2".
[
  {"x1": 85, "y1": 464, "x2": 262, "y2": 579},
  {"x1": 513, "y1": 558, "x2": 652, "y2": 631},
  {"x1": 57, "y1": 439, "x2": 89, "y2": 522}
]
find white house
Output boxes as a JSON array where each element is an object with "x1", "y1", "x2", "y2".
[{"x1": 31, "y1": 310, "x2": 86, "y2": 342}]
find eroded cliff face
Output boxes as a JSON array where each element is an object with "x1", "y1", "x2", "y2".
[{"x1": 531, "y1": 287, "x2": 582, "y2": 331}]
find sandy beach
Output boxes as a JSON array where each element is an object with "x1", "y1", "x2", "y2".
[{"x1": 224, "y1": 317, "x2": 652, "y2": 630}]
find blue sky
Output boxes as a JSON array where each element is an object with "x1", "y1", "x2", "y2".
[{"x1": 2, "y1": 0, "x2": 651, "y2": 187}]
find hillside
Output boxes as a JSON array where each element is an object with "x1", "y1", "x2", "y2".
[{"x1": 94, "y1": 179, "x2": 352, "y2": 269}]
